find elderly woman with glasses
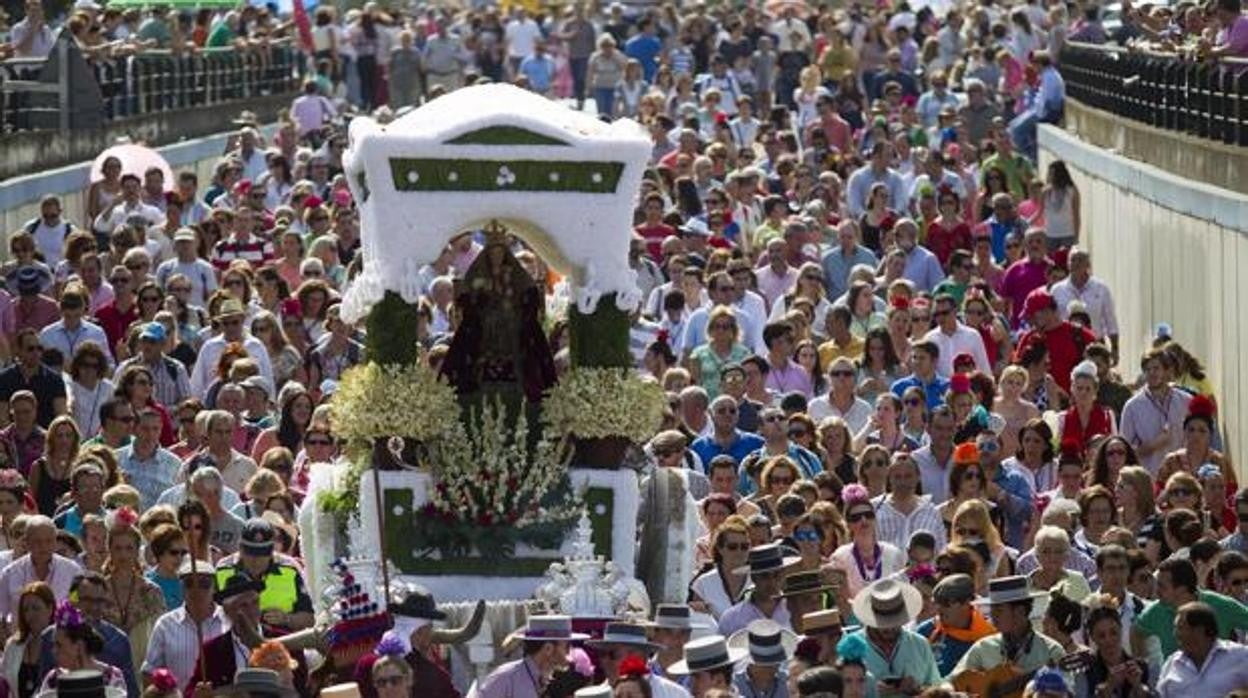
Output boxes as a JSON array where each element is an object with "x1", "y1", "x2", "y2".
[{"x1": 828, "y1": 483, "x2": 906, "y2": 599}]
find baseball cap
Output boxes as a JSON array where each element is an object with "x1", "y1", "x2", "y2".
[
  {"x1": 139, "y1": 323, "x2": 166, "y2": 343},
  {"x1": 1023, "y1": 288, "x2": 1056, "y2": 318},
  {"x1": 174, "y1": 227, "x2": 197, "y2": 243}
]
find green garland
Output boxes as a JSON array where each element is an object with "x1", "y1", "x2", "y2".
[
  {"x1": 365, "y1": 292, "x2": 423, "y2": 365},
  {"x1": 568, "y1": 293, "x2": 631, "y2": 368}
]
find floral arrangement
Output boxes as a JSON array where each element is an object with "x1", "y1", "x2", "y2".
[
  {"x1": 54, "y1": 601, "x2": 84, "y2": 630},
  {"x1": 329, "y1": 362, "x2": 460, "y2": 461},
  {"x1": 148, "y1": 669, "x2": 178, "y2": 694},
  {"x1": 541, "y1": 367, "x2": 666, "y2": 442},
  {"x1": 412, "y1": 399, "x2": 580, "y2": 559}
]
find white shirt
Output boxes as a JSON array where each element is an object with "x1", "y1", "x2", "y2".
[
  {"x1": 922, "y1": 323, "x2": 991, "y2": 377},
  {"x1": 142, "y1": 605, "x2": 230, "y2": 689},
  {"x1": 25, "y1": 219, "x2": 72, "y2": 267},
  {"x1": 0, "y1": 554, "x2": 82, "y2": 621},
  {"x1": 189, "y1": 333, "x2": 273, "y2": 398},
  {"x1": 504, "y1": 18, "x2": 542, "y2": 59},
  {"x1": 1050, "y1": 275, "x2": 1119, "y2": 339},
  {"x1": 39, "y1": 319, "x2": 113, "y2": 367},
  {"x1": 93, "y1": 199, "x2": 163, "y2": 235},
  {"x1": 912, "y1": 444, "x2": 953, "y2": 504},
  {"x1": 807, "y1": 394, "x2": 873, "y2": 435},
  {"x1": 873, "y1": 493, "x2": 947, "y2": 552},
  {"x1": 1156, "y1": 640, "x2": 1248, "y2": 698}
]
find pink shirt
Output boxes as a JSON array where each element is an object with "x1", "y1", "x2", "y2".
[{"x1": 1001, "y1": 258, "x2": 1051, "y2": 329}]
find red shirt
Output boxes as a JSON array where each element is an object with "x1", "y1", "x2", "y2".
[
  {"x1": 94, "y1": 300, "x2": 139, "y2": 354},
  {"x1": 1015, "y1": 321, "x2": 1096, "y2": 392},
  {"x1": 925, "y1": 220, "x2": 973, "y2": 267},
  {"x1": 636, "y1": 222, "x2": 677, "y2": 262},
  {"x1": 1060, "y1": 404, "x2": 1114, "y2": 454}
]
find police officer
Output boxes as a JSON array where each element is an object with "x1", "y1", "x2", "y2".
[{"x1": 216, "y1": 518, "x2": 314, "y2": 636}]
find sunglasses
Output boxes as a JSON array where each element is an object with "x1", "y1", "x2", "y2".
[
  {"x1": 847, "y1": 511, "x2": 875, "y2": 523},
  {"x1": 770, "y1": 477, "x2": 794, "y2": 486},
  {"x1": 955, "y1": 527, "x2": 980, "y2": 537},
  {"x1": 1170, "y1": 487, "x2": 1196, "y2": 497},
  {"x1": 829, "y1": 370, "x2": 855, "y2": 378},
  {"x1": 904, "y1": 398, "x2": 922, "y2": 406},
  {"x1": 306, "y1": 437, "x2": 334, "y2": 447},
  {"x1": 963, "y1": 471, "x2": 982, "y2": 481},
  {"x1": 374, "y1": 676, "x2": 406, "y2": 688},
  {"x1": 166, "y1": 548, "x2": 189, "y2": 557},
  {"x1": 140, "y1": 295, "x2": 161, "y2": 303},
  {"x1": 788, "y1": 429, "x2": 808, "y2": 439},
  {"x1": 1106, "y1": 448, "x2": 1128, "y2": 457},
  {"x1": 722, "y1": 541, "x2": 750, "y2": 552},
  {"x1": 710, "y1": 322, "x2": 736, "y2": 331},
  {"x1": 793, "y1": 529, "x2": 820, "y2": 543}
]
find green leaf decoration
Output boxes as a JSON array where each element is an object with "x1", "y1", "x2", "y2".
[
  {"x1": 388, "y1": 158, "x2": 625, "y2": 193},
  {"x1": 446, "y1": 125, "x2": 571, "y2": 147}
]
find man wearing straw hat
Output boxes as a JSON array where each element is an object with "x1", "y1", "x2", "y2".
[
  {"x1": 845, "y1": 578, "x2": 942, "y2": 692},
  {"x1": 647, "y1": 604, "x2": 709, "y2": 688},
  {"x1": 951, "y1": 575, "x2": 1065, "y2": 680},
  {"x1": 776, "y1": 570, "x2": 837, "y2": 634},
  {"x1": 189, "y1": 297, "x2": 273, "y2": 398},
  {"x1": 473, "y1": 615, "x2": 587, "y2": 698},
  {"x1": 587, "y1": 622, "x2": 689, "y2": 698},
  {"x1": 728, "y1": 620, "x2": 797, "y2": 698},
  {"x1": 718, "y1": 544, "x2": 800, "y2": 636},
  {"x1": 666, "y1": 634, "x2": 749, "y2": 697},
  {"x1": 800, "y1": 609, "x2": 848, "y2": 665}
]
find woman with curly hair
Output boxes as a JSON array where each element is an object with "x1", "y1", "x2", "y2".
[{"x1": 100, "y1": 509, "x2": 165, "y2": 669}]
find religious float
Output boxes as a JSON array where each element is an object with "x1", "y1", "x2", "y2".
[{"x1": 296, "y1": 84, "x2": 694, "y2": 686}]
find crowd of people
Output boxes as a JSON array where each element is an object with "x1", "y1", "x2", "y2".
[{"x1": 0, "y1": 0, "x2": 1246, "y2": 696}]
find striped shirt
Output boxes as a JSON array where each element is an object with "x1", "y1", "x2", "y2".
[
  {"x1": 873, "y1": 493, "x2": 947, "y2": 552},
  {"x1": 211, "y1": 235, "x2": 274, "y2": 270},
  {"x1": 142, "y1": 605, "x2": 230, "y2": 690}
]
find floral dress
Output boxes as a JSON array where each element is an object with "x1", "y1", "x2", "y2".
[{"x1": 102, "y1": 575, "x2": 167, "y2": 671}]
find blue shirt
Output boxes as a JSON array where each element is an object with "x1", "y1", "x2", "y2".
[
  {"x1": 901, "y1": 245, "x2": 945, "y2": 292},
  {"x1": 147, "y1": 569, "x2": 183, "y2": 610},
  {"x1": 118, "y1": 444, "x2": 182, "y2": 510},
  {"x1": 691, "y1": 430, "x2": 766, "y2": 471},
  {"x1": 822, "y1": 245, "x2": 879, "y2": 301},
  {"x1": 625, "y1": 33, "x2": 662, "y2": 81},
  {"x1": 1034, "y1": 66, "x2": 1065, "y2": 122},
  {"x1": 991, "y1": 465, "x2": 1034, "y2": 549},
  {"x1": 519, "y1": 54, "x2": 556, "y2": 92},
  {"x1": 891, "y1": 373, "x2": 951, "y2": 410},
  {"x1": 984, "y1": 215, "x2": 1028, "y2": 263},
  {"x1": 846, "y1": 165, "x2": 908, "y2": 218},
  {"x1": 850, "y1": 628, "x2": 943, "y2": 688}
]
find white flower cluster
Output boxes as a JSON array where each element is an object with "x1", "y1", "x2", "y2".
[
  {"x1": 330, "y1": 362, "x2": 460, "y2": 451},
  {"x1": 425, "y1": 399, "x2": 577, "y2": 528},
  {"x1": 542, "y1": 368, "x2": 667, "y2": 442}
]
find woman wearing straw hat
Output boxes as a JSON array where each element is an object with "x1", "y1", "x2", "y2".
[{"x1": 843, "y1": 578, "x2": 942, "y2": 692}]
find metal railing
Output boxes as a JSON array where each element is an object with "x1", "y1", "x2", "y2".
[
  {"x1": 1, "y1": 35, "x2": 303, "y2": 133},
  {"x1": 1060, "y1": 41, "x2": 1248, "y2": 146}
]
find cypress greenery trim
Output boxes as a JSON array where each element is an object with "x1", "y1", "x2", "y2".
[
  {"x1": 388, "y1": 158, "x2": 625, "y2": 194},
  {"x1": 366, "y1": 291, "x2": 422, "y2": 366},
  {"x1": 446, "y1": 125, "x2": 570, "y2": 147},
  {"x1": 568, "y1": 293, "x2": 631, "y2": 368}
]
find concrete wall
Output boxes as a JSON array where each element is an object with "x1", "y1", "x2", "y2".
[
  {"x1": 1063, "y1": 99, "x2": 1248, "y2": 197},
  {"x1": 1039, "y1": 125, "x2": 1248, "y2": 480},
  {"x1": 0, "y1": 122, "x2": 277, "y2": 236},
  {"x1": 0, "y1": 94, "x2": 294, "y2": 183}
]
